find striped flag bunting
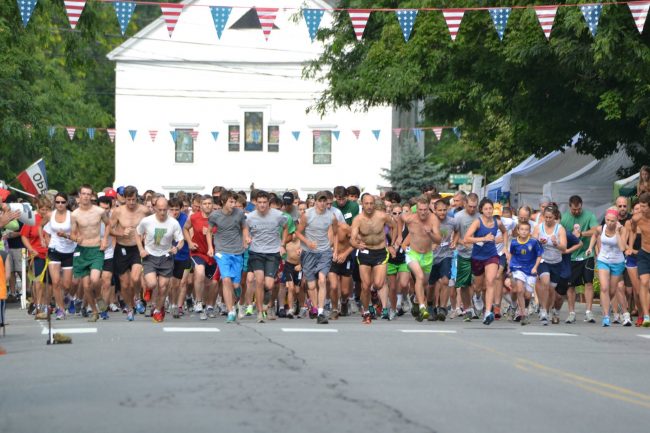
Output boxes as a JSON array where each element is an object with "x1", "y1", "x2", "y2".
[
  {"x1": 442, "y1": 9, "x2": 465, "y2": 41},
  {"x1": 210, "y1": 6, "x2": 231, "y2": 39},
  {"x1": 313, "y1": 130, "x2": 321, "y2": 138},
  {"x1": 432, "y1": 127, "x2": 443, "y2": 141},
  {"x1": 64, "y1": 0, "x2": 86, "y2": 29},
  {"x1": 303, "y1": 8, "x2": 324, "y2": 42},
  {"x1": 149, "y1": 130, "x2": 158, "y2": 142},
  {"x1": 107, "y1": 129, "x2": 116, "y2": 142},
  {"x1": 332, "y1": 130, "x2": 340, "y2": 140},
  {"x1": 170, "y1": 130, "x2": 177, "y2": 141},
  {"x1": 352, "y1": 130, "x2": 361, "y2": 139},
  {"x1": 256, "y1": 7, "x2": 278, "y2": 41},
  {"x1": 580, "y1": 4, "x2": 602, "y2": 37},
  {"x1": 189, "y1": 130, "x2": 199, "y2": 140},
  {"x1": 87, "y1": 127, "x2": 95, "y2": 140},
  {"x1": 348, "y1": 9, "x2": 371, "y2": 41},
  {"x1": 160, "y1": 3, "x2": 184, "y2": 37},
  {"x1": 534, "y1": 6, "x2": 558, "y2": 39},
  {"x1": 113, "y1": 1, "x2": 136, "y2": 36},
  {"x1": 292, "y1": 131, "x2": 300, "y2": 140},
  {"x1": 372, "y1": 129, "x2": 380, "y2": 140},
  {"x1": 211, "y1": 131, "x2": 219, "y2": 141},
  {"x1": 395, "y1": 9, "x2": 418, "y2": 42},
  {"x1": 17, "y1": 0, "x2": 38, "y2": 27},
  {"x1": 129, "y1": 130, "x2": 137, "y2": 141},
  {"x1": 66, "y1": 127, "x2": 76, "y2": 140},
  {"x1": 393, "y1": 128, "x2": 402, "y2": 138},
  {"x1": 628, "y1": 1, "x2": 650, "y2": 33},
  {"x1": 489, "y1": 8, "x2": 511, "y2": 41}
]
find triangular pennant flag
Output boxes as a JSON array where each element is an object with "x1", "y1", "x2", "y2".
[
  {"x1": 313, "y1": 130, "x2": 321, "y2": 138},
  {"x1": 452, "y1": 127, "x2": 461, "y2": 139},
  {"x1": 211, "y1": 131, "x2": 219, "y2": 141},
  {"x1": 107, "y1": 128, "x2": 116, "y2": 142},
  {"x1": 64, "y1": 1, "x2": 85, "y2": 29},
  {"x1": 395, "y1": 10, "x2": 418, "y2": 42},
  {"x1": 303, "y1": 9, "x2": 324, "y2": 42},
  {"x1": 392, "y1": 128, "x2": 402, "y2": 138},
  {"x1": 66, "y1": 127, "x2": 76, "y2": 140},
  {"x1": 48, "y1": 126, "x2": 56, "y2": 138},
  {"x1": 256, "y1": 7, "x2": 279, "y2": 41},
  {"x1": 372, "y1": 129, "x2": 380, "y2": 140},
  {"x1": 534, "y1": 6, "x2": 558, "y2": 40},
  {"x1": 352, "y1": 130, "x2": 361, "y2": 139},
  {"x1": 628, "y1": 1, "x2": 650, "y2": 33},
  {"x1": 292, "y1": 131, "x2": 300, "y2": 141},
  {"x1": 332, "y1": 130, "x2": 340, "y2": 140},
  {"x1": 348, "y1": 10, "x2": 371, "y2": 41},
  {"x1": 412, "y1": 128, "x2": 424, "y2": 141},
  {"x1": 190, "y1": 130, "x2": 199, "y2": 140},
  {"x1": 170, "y1": 130, "x2": 177, "y2": 142},
  {"x1": 432, "y1": 127, "x2": 443, "y2": 141},
  {"x1": 209, "y1": 6, "x2": 231, "y2": 39},
  {"x1": 160, "y1": 3, "x2": 184, "y2": 38},
  {"x1": 87, "y1": 127, "x2": 95, "y2": 140},
  {"x1": 580, "y1": 4, "x2": 602, "y2": 37},
  {"x1": 113, "y1": 1, "x2": 136, "y2": 36},
  {"x1": 17, "y1": 0, "x2": 38, "y2": 28},
  {"x1": 129, "y1": 130, "x2": 137, "y2": 141},
  {"x1": 149, "y1": 130, "x2": 158, "y2": 142},
  {"x1": 489, "y1": 8, "x2": 511, "y2": 41},
  {"x1": 442, "y1": 9, "x2": 465, "y2": 41}
]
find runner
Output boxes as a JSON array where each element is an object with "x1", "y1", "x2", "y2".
[
  {"x1": 328, "y1": 208, "x2": 354, "y2": 318},
  {"x1": 168, "y1": 197, "x2": 192, "y2": 319},
  {"x1": 629, "y1": 195, "x2": 650, "y2": 326},
  {"x1": 430, "y1": 199, "x2": 459, "y2": 321},
  {"x1": 97, "y1": 196, "x2": 116, "y2": 318},
  {"x1": 454, "y1": 193, "x2": 479, "y2": 321},
  {"x1": 385, "y1": 203, "x2": 410, "y2": 320},
  {"x1": 508, "y1": 221, "x2": 543, "y2": 325},
  {"x1": 625, "y1": 202, "x2": 643, "y2": 326},
  {"x1": 20, "y1": 195, "x2": 50, "y2": 318}
]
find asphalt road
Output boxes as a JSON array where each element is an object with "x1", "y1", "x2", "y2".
[{"x1": 2, "y1": 304, "x2": 650, "y2": 433}]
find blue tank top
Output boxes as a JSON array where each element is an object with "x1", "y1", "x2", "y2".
[
  {"x1": 472, "y1": 217, "x2": 499, "y2": 260},
  {"x1": 174, "y1": 212, "x2": 190, "y2": 261}
]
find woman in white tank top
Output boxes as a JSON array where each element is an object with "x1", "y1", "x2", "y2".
[{"x1": 586, "y1": 208, "x2": 629, "y2": 327}]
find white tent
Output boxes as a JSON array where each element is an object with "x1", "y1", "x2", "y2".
[
  {"x1": 543, "y1": 150, "x2": 634, "y2": 220},
  {"x1": 485, "y1": 155, "x2": 538, "y2": 201}
]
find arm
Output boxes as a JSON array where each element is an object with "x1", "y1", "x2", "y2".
[
  {"x1": 617, "y1": 225, "x2": 628, "y2": 252},
  {"x1": 553, "y1": 226, "x2": 567, "y2": 253},
  {"x1": 21, "y1": 234, "x2": 37, "y2": 257},
  {"x1": 242, "y1": 224, "x2": 251, "y2": 249},
  {"x1": 625, "y1": 221, "x2": 637, "y2": 255},
  {"x1": 499, "y1": 222, "x2": 510, "y2": 260},
  {"x1": 135, "y1": 228, "x2": 147, "y2": 258},
  {"x1": 183, "y1": 217, "x2": 196, "y2": 250},
  {"x1": 331, "y1": 216, "x2": 339, "y2": 257},
  {"x1": 206, "y1": 223, "x2": 214, "y2": 258},
  {"x1": 100, "y1": 210, "x2": 110, "y2": 251},
  {"x1": 463, "y1": 219, "x2": 483, "y2": 244},
  {"x1": 109, "y1": 209, "x2": 124, "y2": 237},
  {"x1": 450, "y1": 227, "x2": 460, "y2": 249},
  {"x1": 580, "y1": 214, "x2": 600, "y2": 238},
  {"x1": 586, "y1": 227, "x2": 600, "y2": 256},
  {"x1": 0, "y1": 210, "x2": 21, "y2": 229},
  {"x1": 294, "y1": 214, "x2": 315, "y2": 250},
  {"x1": 349, "y1": 217, "x2": 366, "y2": 249}
]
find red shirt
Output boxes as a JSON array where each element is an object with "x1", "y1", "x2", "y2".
[
  {"x1": 20, "y1": 214, "x2": 47, "y2": 259},
  {"x1": 189, "y1": 212, "x2": 215, "y2": 265}
]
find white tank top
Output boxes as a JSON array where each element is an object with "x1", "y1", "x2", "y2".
[
  {"x1": 598, "y1": 225, "x2": 624, "y2": 264},
  {"x1": 45, "y1": 211, "x2": 77, "y2": 254},
  {"x1": 539, "y1": 223, "x2": 562, "y2": 264}
]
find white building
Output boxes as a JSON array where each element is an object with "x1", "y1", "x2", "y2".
[{"x1": 107, "y1": 0, "x2": 415, "y2": 198}]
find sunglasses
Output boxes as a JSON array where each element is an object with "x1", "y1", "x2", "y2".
[
  {"x1": 55, "y1": 200, "x2": 67, "y2": 204},
  {"x1": 392, "y1": 212, "x2": 401, "y2": 215}
]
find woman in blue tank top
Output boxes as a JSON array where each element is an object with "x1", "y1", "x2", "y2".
[{"x1": 464, "y1": 198, "x2": 510, "y2": 325}]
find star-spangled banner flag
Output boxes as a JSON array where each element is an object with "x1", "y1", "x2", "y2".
[
  {"x1": 87, "y1": 127, "x2": 95, "y2": 140},
  {"x1": 210, "y1": 6, "x2": 231, "y2": 39},
  {"x1": 303, "y1": 8, "x2": 324, "y2": 42},
  {"x1": 66, "y1": 127, "x2": 76, "y2": 140},
  {"x1": 160, "y1": 3, "x2": 184, "y2": 38},
  {"x1": 190, "y1": 130, "x2": 199, "y2": 140},
  {"x1": 432, "y1": 127, "x2": 443, "y2": 140},
  {"x1": 64, "y1": 1, "x2": 86, "y2": 29},
  {"x1": 256, "y1": 7, "x2": 279, "y2": 41},
  {"x1": 489, "y1": 8, "x2": 511, "y2": 41},
  {"x1": 17, "y1": 0, "x2": 38, "y2": 27},
  {"x1": 580, "y1": 4, "x2": 602, "y2": 37},
  {"x1": 292, "y1": 131, "x2": 300, "y2": 141},
  {"x1": 628, "y1": 1, "x2": 650, "y2": 33},
  {"x1": 113, "y1": 1, "x2": 136, "y2": 36},
  {"x1": 16, "y1": 159, "x2": 48, "y2": 197},
  {"x1": 393, "y1": 128, "x2": 402, "y2": 138},
  {"x1": 107, "y1": 128, "x2": 116, "y2": 143},
  {"x1": 170, "y1": 130, "x2": 177, "y2": 142},
  {"x1": 442, "y1": 9, "x2": 465, "y2": 41},
  {"x1": 129, "y1": 130, "x2": 137, "y2": 141},
  {"x1": 348, "y1": 10, "x2": 371, "y2": 41},
  {"x1": 352, "y1": 130, "x2": 361, "y2": 139},
  {"x1": 149, "y1": 130, "x2": 158, "y2": 142},
  {"x1": 332, "y1": 130, "x2": 340, "y2": 140},
  {"x1": 372, "y1": 130, "x2": 380, "y2": 140},
  {"x1": 395, "y1": 10, "x2": 418, "y2": 42},
  {"x1": 534, "y1": 5, "x2": 558, "y2": 40},
  {"x1": 211, "y1": 131, "x2": 219, "y2": 141},
  {"x1": 48, "y1": 126, "x2": 56, "y2": 138}
]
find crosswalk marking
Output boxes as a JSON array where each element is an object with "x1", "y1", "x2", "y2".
[
  {"x1": 400, "y1": 330, "x2": 457, "y2": 334},
  {"x1": 41, "y1": 328, "x2": 97, "y2": 335},
  {"x1": 163, "y1": 327, "x2": 220, "y2": 333}
]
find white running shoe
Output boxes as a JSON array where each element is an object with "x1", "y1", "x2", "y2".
[{"x1": 565, "y1": 311, "x2": 576, "y2": 324}]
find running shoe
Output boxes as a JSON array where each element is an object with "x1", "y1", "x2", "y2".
[
  {"x1": 278, "y1": 308, "x2": 286, "y2": 318},
  {"x1": 473, "y1": 294, "x2": 484, "y2": 313},
  {"x1": 194, "y1": 302, "x2": 204, "y2": 314},
  {"x1": 411, "y1": 300, "x2": 419, "y2": 317},
  {"x1": 436, "y1": 307, "x2": 447, "y2": 322},
  {"x1": 642, "y1": 315, "x2": 650, "y2": 328},
  {"x1": 88, "y1": 312, "x2": 99, "y2": 323},
  {"x1": 245, "y1": 305, "x2": 254, "y2": 316},
  {"x1": 540, "y1": 311, "x2": 549, "y2": 326},
  {"x1": 612, "y1": 313, "x2": 621, "y2": 324},
  {"x1": 74, "y1": 299, "x2": 83, "y2": 315},
  {"x1": 299, "y1": 307, "x2": 308, "y2": 319},
  {"x1": 171, "y1": 305, "x2": 179, "y2": 319},
  {"x1": 602, "y1": 316, "x2": 611, "y2": 327},
  {"x1": 317, "y1": 314, "x2": 328, "y2": 324},
  {"x1": 68, "y1": 299, "x2": 76, "y2": 315},
  {"x1": 127, "y1": 311, "x2": 134, "y2": 321},
  {"x1": 362, "y1": 312, "x2": 372, "y2": 324},
  {"x1": 464, "y1": 309, "x2": 473, "y2": 322},
  {"x1": 493, "y1": 305, "x2": 501, "y2": 320},
  {"x1": 565, "y1": 312, "x2": 576, "y2": 324},
  {"x1": 226, "y1": 311, "x2": 237, "y2": 323},
  {"x1": 199, "y1": 310, "x2": 208, "y2": 321},
  {"x1": 55, "y1": 308, "x2": 65, "y2": 320},
  {"x1": 622, "y1": 312, "x2": 632, "y2": 327},
  {"x1": 417, "y1": 306, "x2": 429, "y2": 322},
  {"x1": 427, "y1": 306, "x2": 436, "y2": 322},
  {"x1": 584, "y1": 310, "x2": 596, "y2": 323},
  {"x1": 135, "y1": 300, "x2": 146, "y2": 315},
  {"x1": 551, "y1": 310, "x2": 560, "y2": 325},
  {"x1": 152, "y1": 310, "x2": 164, "y2": 323},
  {"x1": 381, "y1": 308, "x2": 390, "y2": 320},
  {"x1": 396, "y1": 304, "x2": 406, "y2": 317},
  {"x1": 100, "y1": 310, "x2": 109, "y2": 320},
  {"x1": 206, "y1": 306, "x2": 216, "y2": 319},
  {"x1": 286, "y1": 310, "x2": 294, "y2": 319},
  {"x1": 513, "y1": 314, "x2": 522, "y2": 323},
  {"x1": 482, "y1": 311, "x2": 495, "y2": 326},
  {"x1": 636, "y1": 316, "x2": 644, "y2": 327},
  {"x1": 330, "y1": 310, "x2": 340, "y2": 320},
  {"x1": 257, "y1": 312, "x2": 265, "y2": 323},
  {"x1": 340, "y1": 301, "x2": 349, "y2": 317},
  {"x1": 520, "y1": 315, "x2": 529, "y2": 326},
  {"x1": 389, "y1": 309, "x2": 397, "y2": 321},
  {"x1": 143, "y1": 288, "x2": 152, "y2": 302},
  {"x1": 309, "y1": 306, "x2": 318, "y2": 319},
  {"x1": 109, "y1": 303, "x2": 120, "y2": 312},
  {"x1": 471, "y1": 309, "x2": 479, "y2": 320},
  {"x1": 81, "y1": 307, "x2": 89, "y2": 318}
]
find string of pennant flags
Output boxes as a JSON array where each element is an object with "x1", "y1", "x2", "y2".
[
  {"x1": 45, "y1": 125, "x2": 456, "y2": 142},
  {"x1": 14, "y1": 0, "x2": 650, "y2": 41}
]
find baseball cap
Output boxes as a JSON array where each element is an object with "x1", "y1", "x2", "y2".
[
  {"x1": 315, "y1": 191, "x2": 328, "y2": 201},
  {"x1": 105, "y1": 188, "x2": 117, "y2": 199},
  {"x1": 282, "y1": 191, "x2": 294, "y2": 205},
  {"x1": 493, "y1": 202, "x2": 503, "y2": 216},
  {"x1": 539, "y1": 195, "x2": 551, "y2": 206},
  {"x1": 116, "y1": 186, "x2": 125, "y2": 196}
]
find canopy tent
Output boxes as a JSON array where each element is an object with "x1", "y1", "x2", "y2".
[
  {"x1": 485, "y1": 155, "x2": 538, "y2": 202},
  {"x1": 542, "y1": 150, "x2": 634, "y2": 221},
  {"x1": 613, "y1": 172, "x2": 639, "y2": 199}
]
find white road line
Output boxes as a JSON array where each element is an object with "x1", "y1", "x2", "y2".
[
  {"x1": 163, "y1": 327, "x2": 220, "y2": 333},
  {"x1": 281, "y1": 328, "x2": 338, "y2": 333},
  {"x1": 521, "y1": 332, "x2": 577, "y2": 337},
  {"x1": 400, "y1": 330, "x2": 457, "y2": 334},
  {"x1": 638, "y1": 335, "x2": 650, "y2": 339},
  {"x1": 41, "y1": 328, "x2": 97, "y2": 335}
]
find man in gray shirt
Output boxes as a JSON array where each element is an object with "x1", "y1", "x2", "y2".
[
  {"x1": 453, "y1": 193, "x2": 479, "y2": 319},
  {"x1": 245, "y1": 190, "x2": 288, "y2": 323},
  {"x1": 207, "y1": 191, "x2": 250, "y2": 323}
]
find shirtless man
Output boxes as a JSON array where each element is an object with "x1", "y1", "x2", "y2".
[
  {"x1": 350, "y1": 193, "x2": 397, "y2": 324},
  {"x1": 110, "y1": 185, "x2": 150, "y2": 321},
  {"x1": 328, "y1": 217, "x2": 354, "y2": 318},
  {"x1": 70, "y1": 184, "x2": 110, "y2": 322},
  {"x1": 630, "y1": 192, "x2": 650, "y2": 327},
  {"x1": 401, "y1": 195, "x2": 442, "y2": 322}
]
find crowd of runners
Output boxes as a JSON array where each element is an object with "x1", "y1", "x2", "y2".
[{"x1": 1, "y1": 166, "x2": 650, "y2": 328}]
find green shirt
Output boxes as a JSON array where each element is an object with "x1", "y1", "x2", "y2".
[
  {"x1": 560, "y1": 210, "x2": 598, "y2": 261},
  {"x1": 333, "y1": 200, "x2": 359, "y2": 225}
]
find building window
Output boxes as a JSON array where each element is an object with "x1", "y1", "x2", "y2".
[
  {"x1": 268, "y1": 125, "x2": 279, "y2": 152},
  {"x1": 244, "y1": 112, "x2": 263, "y2": 151},
  {"x1": 175, "y1": 129, "x2": 193, "y2": 163},
  {"x1": 313, "y1": 130, "x2": 331, "y2": 164},
  {"x1": 228, "y1": 125, "x2": 240, "y2": 152}
]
